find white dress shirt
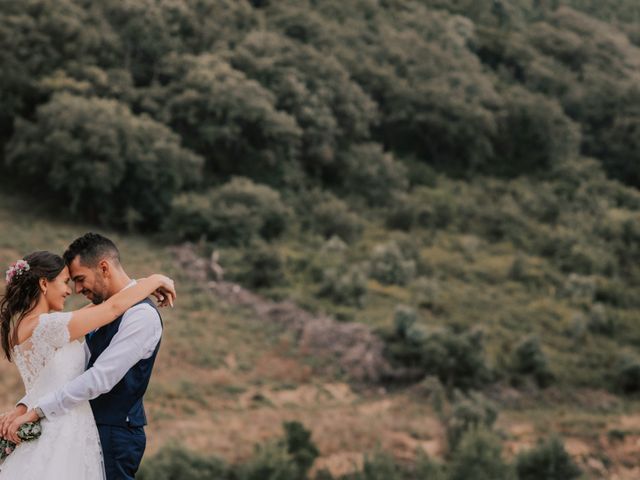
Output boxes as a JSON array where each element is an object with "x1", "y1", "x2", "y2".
[{"x1": 31, "y1": 281, "x2": 162, "y2": 419}]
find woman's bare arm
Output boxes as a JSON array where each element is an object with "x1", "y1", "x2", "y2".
[{"x1": 67, "y1": 275, "x2": 175, "y2": 341}]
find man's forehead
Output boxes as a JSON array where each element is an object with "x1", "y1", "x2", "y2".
[{"x1": 69, "y1": 257, "x2": 92, "y2": 277}]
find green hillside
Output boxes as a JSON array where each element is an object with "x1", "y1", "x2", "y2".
[{"x1": 2, "y1": 0, "x2": 640, "y2": 478}]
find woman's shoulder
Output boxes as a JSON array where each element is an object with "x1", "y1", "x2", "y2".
[
  {"x1": 25, "y1": 311, "x2": 73, "y2": 348},
  {"x1": 14, "y1": 313, "x2": 43, "y2": 347}
]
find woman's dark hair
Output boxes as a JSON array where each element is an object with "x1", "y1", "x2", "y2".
[{"x1": 0, "y1": 251, "x2": 65, "y2": 361}]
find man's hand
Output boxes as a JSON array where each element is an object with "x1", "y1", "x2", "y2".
[{"x1": 0, "y1": 404, "x2": 27, "y2": 439}]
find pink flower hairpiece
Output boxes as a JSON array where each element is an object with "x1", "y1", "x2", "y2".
[{"x1": 5, "y1": 259, "x2": 30, "y2": 284}]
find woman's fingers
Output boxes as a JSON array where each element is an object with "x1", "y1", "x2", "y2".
[
  {"x1": 0, "y1": 412, "x2": 16, "y2": 438},
  {"x1": 7, "y1": 420, "x2": 21, "y2": 444},
  {"x1": 157, "y1": 285, "x2": 176, "y2": 307}
]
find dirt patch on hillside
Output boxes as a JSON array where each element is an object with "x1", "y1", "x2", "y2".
[{"x1": 171, "y1": 243, "x2": 393, "y2": 383}]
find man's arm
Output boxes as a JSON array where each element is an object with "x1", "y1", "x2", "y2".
[{"x1": 35, "y1": 304, "x2": 162, "y2": 419}]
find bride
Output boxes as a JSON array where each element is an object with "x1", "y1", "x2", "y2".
[{"x1": 0, "y1": 250, "x2": 175, "y2": 479}]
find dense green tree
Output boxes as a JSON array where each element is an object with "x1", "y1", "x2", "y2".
[
  {"x1": 5, "y1": 93, "x2": 203, "y2": 230},
  {"x1": 165, "y1": 177, "x2": 291, "y2": 245},
  {"x1": 230, "y1": 31, "x2": 377, "y2": 178},
  {"x1": 152, "y1": 53, "x2": 303, "y2": 185}
]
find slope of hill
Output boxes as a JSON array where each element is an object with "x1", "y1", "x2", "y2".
[
  {"x1": 1, "y1": 188, "x2": 639, "y2": 478},
  {"x1": 2, "y1": 0, "x2": 640, "y2": 478}
]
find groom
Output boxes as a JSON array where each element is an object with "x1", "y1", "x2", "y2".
[{"x1": 5, "y1": 233, "x2": 164, "y2": 479}]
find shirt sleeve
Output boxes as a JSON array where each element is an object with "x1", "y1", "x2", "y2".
[
  {"x1": 36, "y1": 304, "x2": 162, "y2": 419},
  {"x1": 16, "y1": 394, "x2": 32, "y2": 410}
]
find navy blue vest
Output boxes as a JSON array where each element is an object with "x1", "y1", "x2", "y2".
[{"x1": 86, "y1": 298, "x2": 162, "y2": 427}]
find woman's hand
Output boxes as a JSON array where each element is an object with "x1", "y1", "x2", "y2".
[
  {"x1": 149, "y1": 275, "x2": 176, "y2": 308},
  {"x1": 5, "y1": 409, "x2": 38, "y2": 445},
  {"x1": 0, "y1": 404, "x2": 27, "y2": 439}
]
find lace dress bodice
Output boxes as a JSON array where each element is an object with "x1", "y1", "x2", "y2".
[
  {"x1": 0, "y1": 312, "x2": 105, "y2": 480},
  {"x1": 13, "y1": 312, "x2": 86, "y2": 400}
]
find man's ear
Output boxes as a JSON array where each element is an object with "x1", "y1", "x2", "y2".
[{"x1": 98, "y1": 259, "x2": 110, "y2": 277}]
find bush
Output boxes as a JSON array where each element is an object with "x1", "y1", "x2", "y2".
[
  {"x1": 369, "y1": 242, "x2": 416, "y2": 286},
  {"x1": 339, "y1": 143, "x2": 409, "y2": 206},
  {"x1": 516, "y1": 436, "x2": 581, "y2": 480},
  {"x1": 318, "y1": 264, "x2": 368, "y2": 307},
  {"x1": 392, "y1": 305, "x2": 419, "y2": 339},
  {"x1": 239, "y1": 421, "x2": 319, "y2": 480},
  {"x1": 385, "y1": 194, "x2": 419, "y2": 231},
  {"x1": 511, "y1": 336, "x2": 554, "y2": 388},
  {"x1": 613, "y1": 355, "x2": 640, "y2": 394},
  {"x1": 138, "y1": 444, "x2": 230, "y2": 480},
  {"x1": 351, "y1": 452, "x2": 405, "y2": 480},
  {"x1": 384, "y1": 321, "x2": 491, "y2": 391},
  {"x1": 447, "y1": 392, "x2": 498, "y2": 452},
  {"x1": 492, "y1": 88, "x2": 579, "y2": 177},
  {"x1": 164, "y1": 177, "x2": 291, "y2": 245},
  {"x1": 422, "y1": 327, "x2": 491, "y2": 391},
  {"x1": 310, "y1": 195, "x2": 364, "y2": 243},
  {"x1": 157, "y1": 52, "x2": 303, "y2": 185},
  {"x1": 448, "y1": 429, "x2": 515, "y2": 480},
  {"x1": 227, "y1": 242, "x2": 286, "y2": 289},
  {"x1": 411, "y1": 277, "x2": 443, "y2": 312},
  {"x1": 282, "y1": 421, "x2": 320, "y2": 478},
  {"x1": 5, "y1": 93, "x2": 203, "y2": 230},
  {"x1": 237, "y1": 442, "x2": 301, "y2": 480},
  {"x1": 586, "y1": 303, "x2": 614, "y2": 336}
]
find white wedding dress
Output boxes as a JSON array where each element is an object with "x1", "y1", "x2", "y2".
[{"x1": 0, "y1": 312, "x2": 105, "y2": 479}]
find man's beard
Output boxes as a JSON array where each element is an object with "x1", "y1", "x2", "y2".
[
  {"x1": 90, "y1": 276, "x2": 107, "y2": 305},
  {"x1": 91, "y1": 292, "x2": 105, "y2": 305}
]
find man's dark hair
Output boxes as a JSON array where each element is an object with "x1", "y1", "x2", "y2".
[{"x1": 63, "y1": 233, "x2": 121, "y2": 267}]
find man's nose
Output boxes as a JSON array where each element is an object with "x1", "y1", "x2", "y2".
[{"x1": 75, "y1": 283, "x2": 83, "y2": 294}]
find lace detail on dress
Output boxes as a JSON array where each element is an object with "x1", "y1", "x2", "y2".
[
  {"x1": 13, "y1": 312, "x2": 72, "y2": 392},
  {"x1": 1, "y1": 311, "x2": 105, "y2": 479}
]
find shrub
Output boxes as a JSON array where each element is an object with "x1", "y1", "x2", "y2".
[
  {"x1": 138, "y1": 444, "x2": 230, "y2": 480},
  {"x1": 318, "y1": 264, "x2": 368, "y2": 307},
  {"x1": 448, "y1": 429, "x2": 515, "y2": 480},
  {"x1": 385, "y1": 194, "x2": 419, "y2": 231},
  {"x1": 227, "y1": 242, "x2": 286, "y2": 289},
  {"x1": 351, "y1": 452, "x2": 405, "y2": 480},
  {"x1": 492, "y1": 88, "x2": 579, "y2": 177},
  {"x1": 411, "y1": 277, "x2": 443, "y2": 312},
  {"x1": 384, "y1": 321, "x2": 491, "y2": 391},
  {"x1": 238, "y1": 421, "x2": 318, "y2": 480},
  {"x1": 237, "y1": 442, "x2": 300, "y2": 480},
  {"x1": 393, "y1": 305, "x2": 419, "y2": 339},
  {"x1": 613, "y1": 355, "x2": 640, "y2": 394},
  {"x1": 369, "y1": 241, "x2": 416, "y2": 286},
  {"x1": 282, "y1": 421, "x2": 320, "y2": 477},
  {"x1": 158, "y1": 53, "x2": 303, "y2": 185},
  {"x1": 422, "y1": 327, "x2": 491, "y2": 391},
  {"x1": 5, "y1": 93, "x2": 203, "y2": 230},
  {"x1": 310, "y1": 195, "x2": 364, "y2": 243},
  {"x1": 339, "y1": 143, "x2": 409, "y2": 206},
  {"x1": 516, "y1": 436, "x2": 581, "y2": 480},
  {"x1": 164, "y1": 177, "x2": 291, "y2": 245},
  {"x1": 586, "y1": 303, "x2": 614, "y2": 336},
  {"x1": 447, "y1": 392, "x2": 498, "y2": 452},
  {"x1": 558, "y1": 274, "x2": 596, "y2": 303},
  {"x1": 511, "y1": 336, "x2": 554, "y2": 388}
]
